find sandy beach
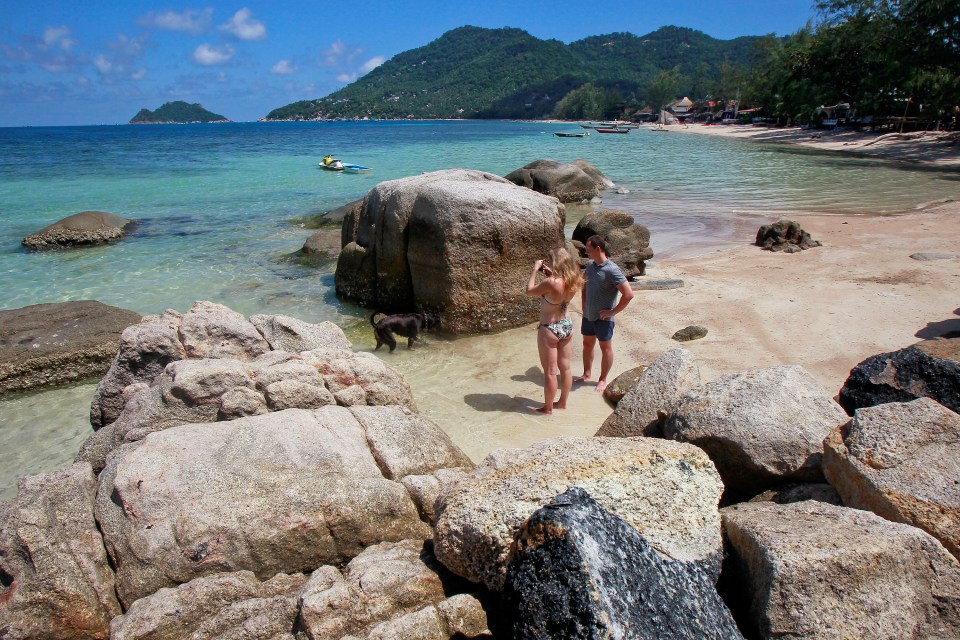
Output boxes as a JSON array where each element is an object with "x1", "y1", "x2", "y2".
[{"x1": 395, "y1": 128, "x2": 960, "y2": 463}]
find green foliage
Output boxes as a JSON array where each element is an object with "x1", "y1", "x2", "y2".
[
  {"x1": 129, "y1": 101, "x2": 230, "y2": 124},
  {"x1": 746, "y1": 0, "x2": 960, "y2": 126},
  {"x1": 264, "y1": 26, "x2": 766, "y2": 120}
]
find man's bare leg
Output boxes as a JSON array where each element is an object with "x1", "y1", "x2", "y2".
[
  {"x1": 595, "y1": 339, "x2": 615, "y2": 393},
  {"x1": 575, "y1": 335, "x2": 597, "y2": 383}
]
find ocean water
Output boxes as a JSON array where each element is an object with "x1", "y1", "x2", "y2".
[{"x1": 1, "y1": 120, "x2": 958, "y2": 497}]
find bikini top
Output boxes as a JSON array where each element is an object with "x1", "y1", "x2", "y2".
[{"x1": 541, "y1": 295, "x2": 569, "y2": 312}]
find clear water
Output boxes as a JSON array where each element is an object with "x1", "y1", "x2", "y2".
[{"x1": 1, "y1": 120, "x2": 957, "y2": 498}]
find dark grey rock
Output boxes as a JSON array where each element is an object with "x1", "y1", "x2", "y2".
[
  {"x1": 22, "y1": 211, "x2": 134, "y2": 250},
  {"x1": 672, "y1": 325, "x2": 708, "y2": 342},
  {"x1": 502, "y1": 486, "x2": 744, "y2": 640},
  {"x1": 747, "y1": 482, "x2": 843, "y2": 505},
  {"x1": 504, "y1": 159, "x2": 610, "y2": 203},
  {"x1": 0, "y1": 300, "x2": 141, "y2": 397},
  {"x1": 837, "y1": 338, "x2": 960, "y2": 415},
  {"x1": 601, "y1": 365, "x2": 647, "y2": 405},
  {"x1": 756, "y1": 219, "x2": 821, "y2": 252},
  {"x1": 572, "y1": 209, "x2": 654, "y2": 279},
  {"x1": 631, "y1": 278, "x2": 683, "y2": 290}
]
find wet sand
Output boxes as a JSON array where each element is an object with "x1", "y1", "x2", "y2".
[
  {"x1": 390, "y1": 199, "x2": 960, "y2": 464},
  {"x1": 674, "y1": 123, "x2": 960, "y2": 168}
]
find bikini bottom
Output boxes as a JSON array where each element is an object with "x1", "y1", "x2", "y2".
[{"x1": 540, "y1": 317, "x2": 573, "y2": 340}]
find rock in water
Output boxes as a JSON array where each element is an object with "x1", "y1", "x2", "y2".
[
  {"x1": 502, "y1": 487, "x2": 744, "y2": 640},
  {"x1": 837, "y1": 338, "x2": 960, "y2": 415},
  {"x1": 0, "y1": 300, "x2": 141, "y2": 396},
  {"x1": 504, "y1": 158, "x2": 611, "y2": 203},
  {"x1": 335, "y1": 169, "x2": 564, "y2": 333},
  {"x1": 22, "y1": 211, "x2": 134, "y2": 249}
]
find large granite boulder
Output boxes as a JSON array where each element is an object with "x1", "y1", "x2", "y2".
[
  {"x1": 837, "y1": 338, "x2": 960, "y2": 415},
  {"x1": 0, "y1": 463, "x2": 121, "y2": 640},
  {"x1": 89, "y1": 301, "x2": 351, "y2": 429},
  {"x1": 94, "y1": 405, "x2": 472, "y2": 606},
  {"x1": 334, "y1": 169, "x2": 565, "y2": 334},
  {"x1": 572, "y1": 208, "x2": 654, "y2": 278},
  {"x1": 663, "y1": 365, "x2": 849, "y2": 495},
  {"x1": 433, "y1": 436, "x2": 725, "y2": 591},
  {"x1": 503, "y1": 159, "x2": 610, "y2": 203},
  {"x1": 503, "y1": 487, "x2": 743, "y2": 640},
  {"x1": 597, "y1": 348, "x2": 701, "y2": 438},
  {"x1": 298, "y1": 540, "x2": 491, "y2": 639},
  {"x1": 78, "y1": 346, "x2": 418, "y2": 473},
  {"x1": 722, "y1": 500, "x2": 960, "y2": 639},
  {"x1": 110, "y1": 571, "x2": 307, "y2": 640},
  {"x1": 755, "y1": 219, "x2": 821, "y2": 252},
  {"x1": 0, "y1": 300, "x2": 141, "y2": 397},
  {"x1": 823, "y1": 397, "x2": 960, "y2": 559},
  {"x1": 22, "y1": 211, "x2": 134, "y2": 250}
]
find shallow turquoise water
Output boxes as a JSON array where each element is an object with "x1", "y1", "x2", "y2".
[{"x1": 1, "y1": 120, "x2": 957, "y2": 497}]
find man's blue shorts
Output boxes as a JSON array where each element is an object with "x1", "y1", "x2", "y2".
[{"x1": 581, "y1": 318, "x2": 615, "y2": 341}]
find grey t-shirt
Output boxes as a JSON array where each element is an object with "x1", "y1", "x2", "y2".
[{"x1": 584, "y1": 259, "x2": 627, "y2": 321}]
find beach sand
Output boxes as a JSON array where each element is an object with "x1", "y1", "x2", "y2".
[
  {"x1": 391, "y1": 131, "x2": 960, "y2": 463},
  {"x1": 675, "y1": 122, "x2": 960, "y2": 168}
]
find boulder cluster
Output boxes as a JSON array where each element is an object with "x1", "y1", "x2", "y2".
[
  {"x1": 332, "y1": 162, "x2": 653, "y2": 334},
  {"x1": 3, "y1": 299, "x2": 958, "y2": 638}
]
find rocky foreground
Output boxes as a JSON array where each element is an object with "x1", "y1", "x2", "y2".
[{"x1": 1, "y1": 300, "x2": 958, "y2": 639}]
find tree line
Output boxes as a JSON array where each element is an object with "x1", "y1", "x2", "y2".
[{"x1": 264, "y1": 3, "x2": 958, "y2": 129}]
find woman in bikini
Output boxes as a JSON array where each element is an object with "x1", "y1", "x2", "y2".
[{"x1": 526, "y1": 246, "x2": 583, "y2": 414}]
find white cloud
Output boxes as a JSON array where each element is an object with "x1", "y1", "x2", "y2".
[
  {"x1": 336, "y1": 72, "x2": 356, "y2": 83},
  {"x1": 193, "y1": 43, "x2": 234, "y2": 66},
  {"x1": 220, "y1": 8, "x2": 266, "y2": 41},
  {"x1": 138, "y1": 9, "x2": 213, "y2": 35},
  {"x1": 43, "y1": 26, "x2": 76, "y2": 52},
  {"x1": 93, "y1": 54, "x2": 112, "y2": 74},
  {"x1": 319, "y1": 40, "x2": 353, "y2": 66},
  {"x1": 271, "y1": 59, "x2": 295, "y2": 75},
  {"x1": 359, "y1": 56, "x2": 385, "y2": 74}
]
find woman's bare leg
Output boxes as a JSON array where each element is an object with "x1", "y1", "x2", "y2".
[
  {"x1": 556, "y1": 336, "x2": 573, "y2": 409},
  {"x1": 535, "y1": 328, "x2": 559, "y2": 414}
]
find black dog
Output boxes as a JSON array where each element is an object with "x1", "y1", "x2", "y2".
[{"x1": 370, "y1": 311, "x2": 429, "y2": 352}]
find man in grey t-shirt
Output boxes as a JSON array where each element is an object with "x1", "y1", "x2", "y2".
[{"x1": 576, "y1": 235, "x2": 634, "y2": 394}]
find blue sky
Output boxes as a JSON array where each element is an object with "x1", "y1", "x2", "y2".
[{"x1": 0, "y1": 1, "x2": 818, "y2": 127}]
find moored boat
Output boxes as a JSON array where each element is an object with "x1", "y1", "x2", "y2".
[
  {"x1": 595, "y1": 128, "x2": 629, "y2": 134},
  {"x1": 555, "y1": 131, "x2": 590, "y2": 138}
]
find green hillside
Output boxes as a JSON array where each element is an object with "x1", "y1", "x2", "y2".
[
  {"x1": 130, "y1": 101, "x2": 230, "y2": 124},
  {"x1": 264, "y1": 25, "x2": 767, "y2": 121}
]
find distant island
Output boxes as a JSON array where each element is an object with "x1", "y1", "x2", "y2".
[{"x1": 130, "y1": 101, "x2": 230, "y2": 124}]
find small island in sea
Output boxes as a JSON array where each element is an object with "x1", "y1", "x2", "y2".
[{"x1": 129, "y1": 101, "x2": 230, "y2": 124}]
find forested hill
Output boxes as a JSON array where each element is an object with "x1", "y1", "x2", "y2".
[
  {"x1": 130, "y1": 101, "x2": 230, "y2": 124},
  {"x1": 264, "y1": 25, "x2": 767, "y2": 121}
]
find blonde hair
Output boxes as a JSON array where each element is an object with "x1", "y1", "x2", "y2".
[{"x1": 548, "y1": 246, "x2": 583, "y2": 297}]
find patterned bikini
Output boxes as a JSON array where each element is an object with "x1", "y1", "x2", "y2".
[{"x1": 540, "y1": 296, "x2": 573, "y2": 340}]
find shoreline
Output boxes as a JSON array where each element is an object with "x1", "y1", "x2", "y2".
[
  {"x1": 394, "y1": 202, "x2": 960, "y2": 465},
  {"x1": 672, "y1": 122, "x2": 960, "y2": 169}
]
